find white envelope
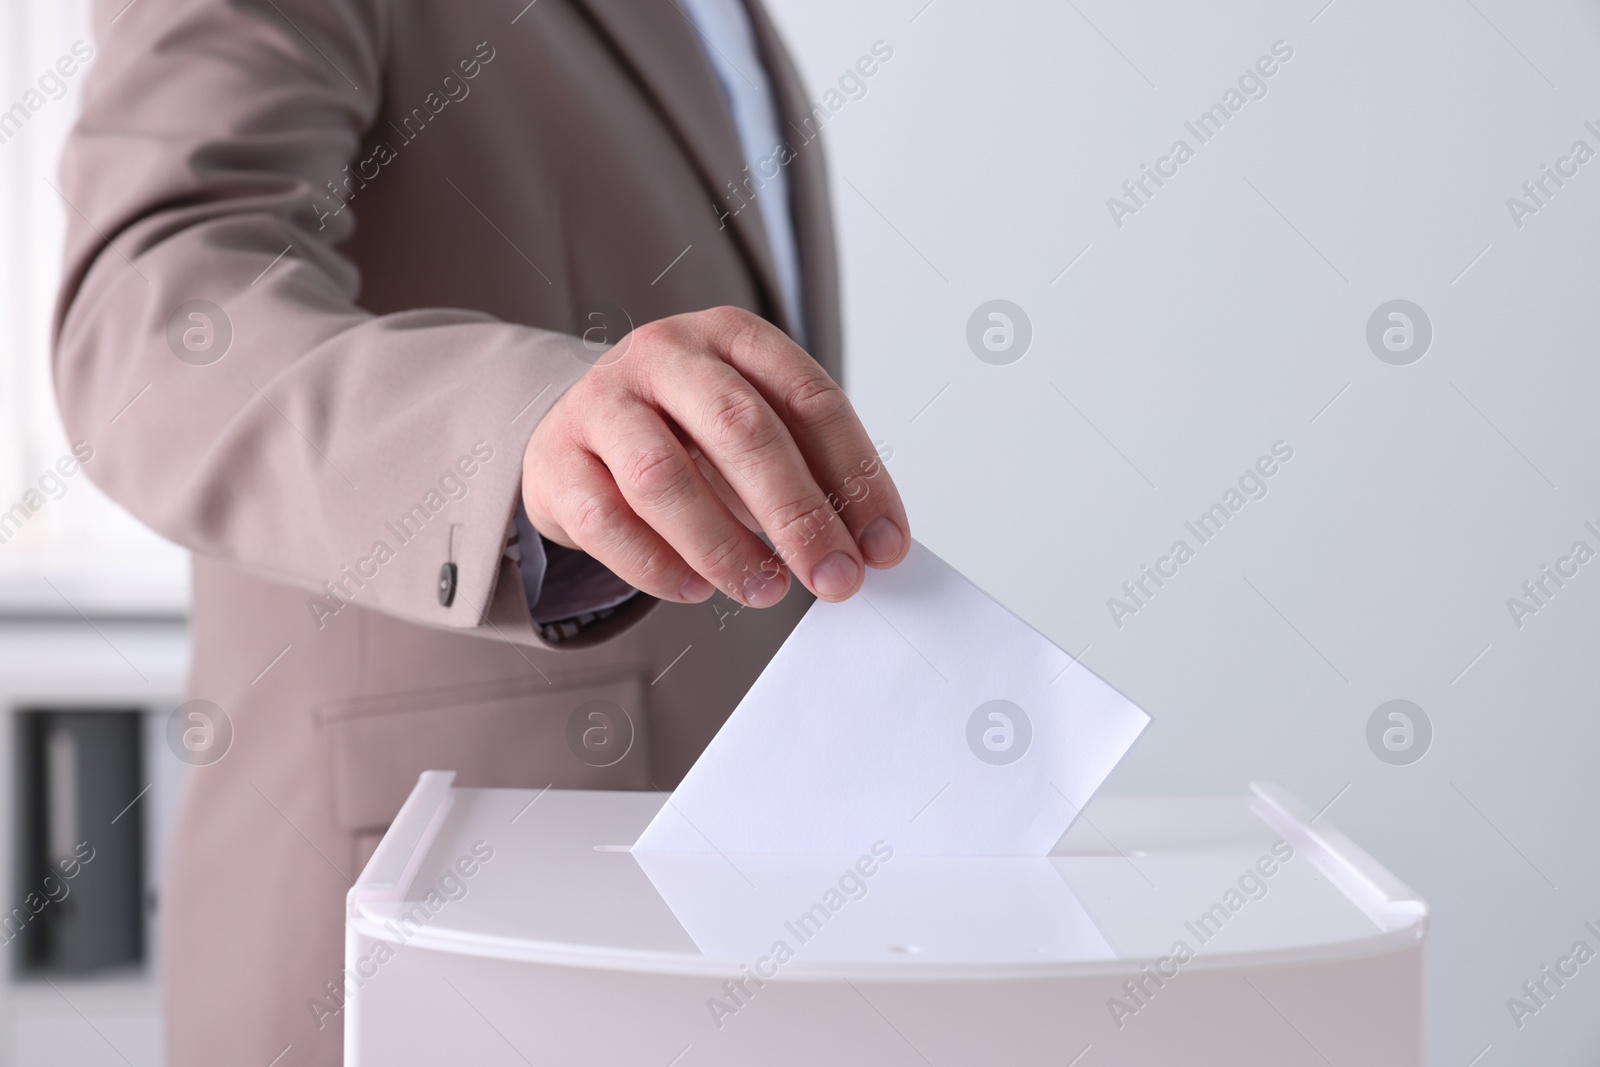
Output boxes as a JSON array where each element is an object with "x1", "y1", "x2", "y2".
[{"x1": 635, "y1": 540, "x2": 1151, "y2": 856}]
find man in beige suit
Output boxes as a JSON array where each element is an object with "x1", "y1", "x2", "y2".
[{"x1": 52, "y1": 0, "x2": 909, "y2": 1062}]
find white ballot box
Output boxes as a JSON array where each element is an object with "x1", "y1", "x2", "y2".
[{"x1": 345, "y1": 773, "x2": 1426, "y2": 1066}]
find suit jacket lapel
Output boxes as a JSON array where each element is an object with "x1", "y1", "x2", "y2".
[
  {"x1": 570, "y1": 0, "x2": 791, "y2": 334},
  {"x1": 744, "y1": 0, "x2": 842, "y2": 374}
]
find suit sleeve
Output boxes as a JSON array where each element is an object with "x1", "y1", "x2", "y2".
[{"x1": 53, "y1": 0, "x2": 647, "y2": 647}]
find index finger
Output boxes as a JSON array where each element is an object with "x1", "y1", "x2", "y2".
[{"x1": 698, "y1": 308, "x2": 909, "y2": 569}]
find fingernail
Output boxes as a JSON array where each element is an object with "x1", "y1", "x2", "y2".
[
  {"x1": 859, "y1": 517, "x2": 905, "y2": 564},
  {"x1": 679, "y1": 573, "x2": 714, "y2": 602},
  {"x1": 811, "y1": 551, "x2": 862, "y2": 600},
  {"x1": 741, "y1": 569, "x2": 788, "y2": 608}
]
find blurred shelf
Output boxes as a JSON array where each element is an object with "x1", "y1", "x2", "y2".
[
  {"x1": 0, "y1": 619, "x2": 189, "y2": 701},
  {"x1": 0, "y1": 552, "x2": 189, "y2": 622},
  {"x1": 0, "y1": 620, "x2": 188, "y2": 1067}
]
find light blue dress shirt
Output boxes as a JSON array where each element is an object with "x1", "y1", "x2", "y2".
[
  {"x1": 677, "y1": 0, "x2": 806, "y2": 335},
  {"x1": 515, "y1": 0, "x2": 808, "y2": 637}
]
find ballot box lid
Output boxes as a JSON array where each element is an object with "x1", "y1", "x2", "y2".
[{"x1": 347, "y1": 774, "x2": 1426, "y2": 980}]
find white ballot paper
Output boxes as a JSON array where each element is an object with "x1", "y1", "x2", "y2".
[{"x1": 634, "y1": 540, "x2": 1151, "y2": 856}]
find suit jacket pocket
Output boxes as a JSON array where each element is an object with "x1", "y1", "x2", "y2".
[{"x1": 319, "y1": 669, "x2": 651, "y2": 833}]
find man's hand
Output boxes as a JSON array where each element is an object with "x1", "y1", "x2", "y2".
[{"x1": 522, "y1": 307, "x2": 909, "y2": 608}]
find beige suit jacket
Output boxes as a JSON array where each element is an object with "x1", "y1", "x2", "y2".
[{"x1": 53, "y1": 0, "x2": 839, "y2": 1062}]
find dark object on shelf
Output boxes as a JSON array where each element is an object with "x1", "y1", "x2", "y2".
[{"x1": 13, "y1": 709, "x2": 145, "y2": 974}]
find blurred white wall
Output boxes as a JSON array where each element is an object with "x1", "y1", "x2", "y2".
[
  {"x1": 768, "y1": 1, "x2": 1600, "y2": 1064},
  {"x1": 0, "y1": 0, "x2": 187, "y2": 615}
]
